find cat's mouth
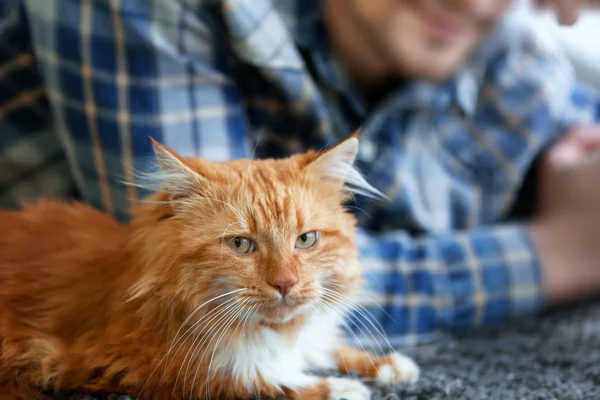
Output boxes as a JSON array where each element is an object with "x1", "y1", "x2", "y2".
[{"x1": 259, "y1": 297, "x2": 313, "y2": 324}]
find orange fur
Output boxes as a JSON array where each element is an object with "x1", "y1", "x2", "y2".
[
  {"x1": 334, "y1": 346, "x2": 395, "y2": 379},
  {"x1": 0, "y1": 136, "x2": 404, "y2": 399}
]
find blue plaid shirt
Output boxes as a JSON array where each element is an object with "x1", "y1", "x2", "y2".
[{"x1": 1, "y1": 0, "x2": 598, "y2": 346}]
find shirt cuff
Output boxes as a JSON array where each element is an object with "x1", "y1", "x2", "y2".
[{"x1": 436, "y1": 223, "x2": 545, "y2": 332}]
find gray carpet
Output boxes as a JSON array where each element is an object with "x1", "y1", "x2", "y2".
[{"x1": 53, "y1": 300, "x2": 600, "y2": 400}]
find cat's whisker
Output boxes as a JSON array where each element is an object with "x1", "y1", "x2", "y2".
[
  {"x1": 347, "y1": 190, "x2": 359, "y2": 216},
  {"x1": 205, "y1": 300, "x2": 250, "y2": 400},
  {"x1": 330, "y1": 303, "x2": 391, "y2": 369},
  {"x1": 166, "y1": 298, "x2": 237, "y2": 376},
  {"x1": 312, "y1": 299, "x2": 383, "y2": 388},
  {"x1": 327, "y1": 280, "x2": 398, "y2": 324},
  {"x1": 175, "y1": 298, "x2": 243, "y2": 394},
  {"x1": 328, "y1": 290, "x2": 396, "y2": 354},
  {"x1": 318, "y1": 300, "x2": 396, "y2": 391},
  {"x1": 160, "y1": 285, "x2": 200, "y2": 376},
  {"x1": 182, "y1": 299, "x2": 246, "y2": 399},
  {"x1": 238, "y1": 302, "x2": 258, "y2": 338},
  {"x1": 176, "y1": 298, "x2": 243, "y2": 399},
  {"x1": 344, "y1": 204, "x2": 372, "y2": 219},
  {"x1": 324, "y1": 285, "x2": 402, "y2": 358},
  {"x1": 170, "y1": 289, "x2": 246, "y2": 349},
  {"x1": 319, "y1": 292, "x2": 390, "y2": 361},
  {"x1": 306, "y1": 301, "x2": 352, "y2": 378},
  {"x1": 319, "y1": 296, "x2": 399, "y2": 388},
  {"x1": 321, "y1": 288, "x2": 395, "y2": 355},
  {"x1": 322, "y1": 284, "x2": 390, "y2": 334},
  {"x1": 165, "y1": 303, "x2": 237, "y2": 397},
  {"x1": 250, "y1": 128, "x2": 264, "y2": 160},
  {"x1": 166, "y1": 296, "x2": 241, "y2": 369},
  {"x1": 136, "y1": 289, "x2": 245, "y2": 400},
  {"x1": 190, "y1": 299, "x2": 248, "y2": 400}
]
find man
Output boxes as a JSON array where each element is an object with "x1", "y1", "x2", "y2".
[{"x1": 1, "y1": 0, "x2": 599, "y2": 347}]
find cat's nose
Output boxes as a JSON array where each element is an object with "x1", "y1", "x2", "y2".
[{"x1": 271, "y1": 278, "x2": 297, "y2": 297}]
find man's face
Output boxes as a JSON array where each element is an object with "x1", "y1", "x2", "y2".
[{"x1": 347, "y1": 0, "x2": 514, "y2": 81}]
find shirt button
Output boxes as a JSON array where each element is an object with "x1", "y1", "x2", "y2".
[{"x1": 358, "y1": 140, "x2": 377, "y2": 162}]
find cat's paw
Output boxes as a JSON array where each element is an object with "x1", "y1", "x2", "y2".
[
  {"x1": 376, "y1": 352, "x2": 420, "y2": 384},
  {"x1": 326, "y1": 377, "x2": 371, "y2": 400}
]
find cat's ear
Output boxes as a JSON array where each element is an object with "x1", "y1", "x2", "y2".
[
  {"x1": 308, "y1": 131, "x2": 385, "y2": 199},
  {"x1": 150, "y1": 138, "x2": 208, "y2": 201},
  {"x1": 310, "y1": 134, "x2": 359, "y2": 179}
]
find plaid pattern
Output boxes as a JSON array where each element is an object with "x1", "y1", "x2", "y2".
[{"x1": 1, "y1": 0, "x2": 598, "y2": 346}]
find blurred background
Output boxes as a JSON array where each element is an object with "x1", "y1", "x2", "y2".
[{"x1": 529, "y1": 6, "x2": 600, "y2": 90}]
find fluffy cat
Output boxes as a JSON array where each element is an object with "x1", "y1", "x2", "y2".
[{"x1": 0, "y1": 134, "x2": 419, "y2": 400}]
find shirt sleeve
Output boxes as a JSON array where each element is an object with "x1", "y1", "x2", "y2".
[
  {"x1": 13, "y1": 0, "x2": 253, "y2": 221},
  {"x1": 0, "y1": 1, "x2": 78, "y2": 209},
  {"x1": 351, "y1": 223, "x2": 543, "y2": 347}
]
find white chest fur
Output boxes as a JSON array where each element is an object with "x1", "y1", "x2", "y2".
[{"x1": 212, "y1": 310, "x2": 344, "y2": 393}]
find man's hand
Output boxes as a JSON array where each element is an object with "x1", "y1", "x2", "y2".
[
  {"x1": 536, "y1": 0, "x2": 598, "y2": 25},
  {"x1": 543, "y1": 125, "x2": 600, "y2": 168},
  {"x1": 538, "y1": 125, "x2": 600, "y2": 214},
  {"x1": 530, "y1": 125, "x2": 600, "y2": 305}
]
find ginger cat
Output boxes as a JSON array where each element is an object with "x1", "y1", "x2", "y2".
[{"x1": 0, "y1": 134, "x2": 419, "y2": 400}]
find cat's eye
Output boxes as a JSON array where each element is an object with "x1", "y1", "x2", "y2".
[
  {"x1": 295, "y1": 231, "x2": 319, "y2": 250},
  {"x1": 228, "y1": 237, "x2": 255, "y2": 255}
]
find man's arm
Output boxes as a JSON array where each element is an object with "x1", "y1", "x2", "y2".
[
  {"x1": 352, "y1": 17, "x2": 600, "y2": 346},
  {"x1": 354, "y1": 223, "x2": 544, "y2": 347}
]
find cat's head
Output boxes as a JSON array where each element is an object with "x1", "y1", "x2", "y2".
[{"x1": 129, "y1": 134, "x2": 382, "y2": 325}]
